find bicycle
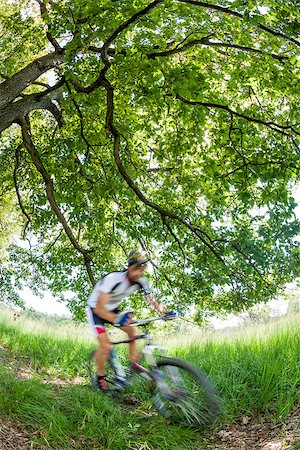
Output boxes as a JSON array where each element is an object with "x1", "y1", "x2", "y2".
[{"x1": 88, "y1": 314, "x2": 221, "y2": 428}]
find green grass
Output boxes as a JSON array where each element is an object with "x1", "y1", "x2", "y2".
[
  {"x1": 0, "y1": 307, "x2": 94, "y2": 377},
  {"x1": 0, "y1": 366, "x2": 206, "y2": 449},
  {"x1": 173, "y1": 315, "x2": 300, "y2": 421},
  {"x1": 0, "y1": 305, "x2": 299, "y2": 448}
]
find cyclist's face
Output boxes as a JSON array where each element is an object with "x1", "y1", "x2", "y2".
[{"x1": 127, "y1": 264, "x2": 145, "y2": 281}]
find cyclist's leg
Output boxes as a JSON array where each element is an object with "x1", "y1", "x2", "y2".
[
  {"x1": 120, "y1": 324, "x2": 138, "y2": 363},
  {"x1": 86, "y1": 307, "x2": 112, "y2": 376},
  {"x1": 95, "y1": 332, "x2": 112, "y2": 376}
]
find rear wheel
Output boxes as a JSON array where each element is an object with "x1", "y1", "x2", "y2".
[
  {"x1": 151, "y1": 357, "x2": 221, "y2": 428},
  {"x1": 87, "y1": 349, "x2": 128, "y2": 393}
]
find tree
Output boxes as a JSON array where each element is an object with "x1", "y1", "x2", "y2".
[
  {"x1": 0, "y1": 0, "x2": 300, "y2": 319},
  {"x1": 0, "y1": 190, "x2": 24, "y2": 306}
]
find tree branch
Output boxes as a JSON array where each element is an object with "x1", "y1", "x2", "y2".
[
  {"x1": 176, "y1": 0, "x2": 300, "y2": 48},
  {"x1": 35, "y1": 0, "x2": 62, "y2": 52},
  {"x1": 88, "y1": 46, "x2": 127, "y2": 57},
  {"x1": 65, "y1": 82, "x2": 93, "y2": 155},
  {"x1": 68, "y1": 68, "x2": 107, "y2": 94},
  {"x1": 0, "y1": 52, "x2": 65, "y2": 110},
  {"x1": 175, "y1": 93, "x2": 300, "y2": 137},
  {"x1": 163, "y1": 219, "x2": 192, "y2": 265},
  {"x1": 103, "y1": 0, "x2": 164, "y2": 49},
  {"x1": 99, "y1": 70, "x2": 282, "y2": 284},
  {"x1": 220, "y1": 159, "x2": 288, "y2": 178},
  {"x1": 177, "y1": 0, "x2": 242, "y2": 18},
  {"x1": 149, "y1": 37, "x2": 288, "y2": 61},
  {"x1": 99, "y1": 73, "x2": 227, "y2": 265},
  {"x1": 70, "y1": 0, "x2": 164, "y2": 94},
  {"x1": 13, "y1": 145, "x2": 32, "y2": 238},
  {"x1": 0, "y1": 87, "x2": 64, "y2": 133},
  {"x1": 18, "y1": 116, "x2": 96, "y2": 286}
]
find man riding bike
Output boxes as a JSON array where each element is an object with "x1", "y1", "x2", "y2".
[{"x1": 87, "y1": 250, "x2": 169, "y2": 391}]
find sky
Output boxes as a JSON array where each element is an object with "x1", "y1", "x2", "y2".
[
  {"x1": 20, "y1": 287, "x2": 72, "y2": 317},
  {"x1": 209, "y1": 298, "x2": 290, "y2": 329}
]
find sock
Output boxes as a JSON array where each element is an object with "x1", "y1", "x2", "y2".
[{"x1": 97, "y1": 374, "x2": 107, "y2": 380}]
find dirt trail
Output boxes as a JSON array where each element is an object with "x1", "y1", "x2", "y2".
[
  {"x1": 0, "y1": 418, "x2": 52, "y2": 450},
  {"x1": 204, "y1": 410, "x2": 299, "y2": 450}
]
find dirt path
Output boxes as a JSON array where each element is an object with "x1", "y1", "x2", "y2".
[
  {"x1": 0, "y1": 418, "x2": 29, "y2": 450},
  {"x1": 204, "y1": 409, "x2": 299, "y2": 450},
  {"x1": 0, "y1": 418, "x2": 52, "y2": 450}
]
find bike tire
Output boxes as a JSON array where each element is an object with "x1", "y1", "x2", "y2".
[
  {"x1": 87, "y1": 349, "x2": 124, "y2": 394},
  {"x1": 151, "y1": 357, "x2": 221, "y2": 428}
]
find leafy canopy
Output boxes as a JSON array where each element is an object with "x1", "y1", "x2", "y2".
[{"x1": 0, "y1": 0, "x2": 300, "y2": 319}]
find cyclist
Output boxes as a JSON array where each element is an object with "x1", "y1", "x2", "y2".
[{"x1": 87, "y1": 250, "x2": 169, "y2": 391}]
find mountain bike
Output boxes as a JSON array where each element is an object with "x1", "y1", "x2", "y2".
[{"x1": 87, "y1": 315, "x2": 221, "y2": 428}]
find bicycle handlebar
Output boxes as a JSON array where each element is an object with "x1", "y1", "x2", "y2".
[
  {"x1": 130, "y1": 314, "x2": 178, "y2": 327},
  {"x1": 111, "y1": 314, "x2": 178, "y2": 344}
]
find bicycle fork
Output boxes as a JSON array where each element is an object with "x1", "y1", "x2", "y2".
[{"x1": 143, "y1": 346, "x2": 177, "y2": 401}]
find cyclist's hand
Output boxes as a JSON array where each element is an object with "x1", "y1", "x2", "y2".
[
  {"x1": 164, "y1": 311, "x2": 178, "y2": 320},
  {"x1": 114, "y1": 311, "x2": 134, "y2": 327}
]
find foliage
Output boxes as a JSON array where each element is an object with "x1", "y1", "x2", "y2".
[
  {"x1": 0, "y1": 194, "x2": 20, "y2": 261},
  {"x1": 0, "y1": 190, "x2": 24, "y2": 306},
  {"x1": 0, "y1": 0, "x2": 300, "y2": 318}
]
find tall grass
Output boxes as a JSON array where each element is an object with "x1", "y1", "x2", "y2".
[
  {"x1": 0, "y1": 305, "x2": 299, "y2": 448},
  {"x1": 0, "y1": 307, "x2": 94, "y2": 377},
  {"x1": 169, "y1": 314, "x2": 300, "y2": 420}
]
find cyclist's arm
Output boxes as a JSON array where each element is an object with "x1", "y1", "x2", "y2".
[
  {"x1": 144, "y1": 294, "x2": 167, "y2": 315},
  {"x1": 93, "y1": 291, "x2": 117, "y2": 322}
]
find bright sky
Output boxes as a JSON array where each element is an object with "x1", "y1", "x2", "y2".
[
  {"x1": 20, "y1": 287, "x2": 72, "y2": 318},
  {"x1": 209, "y1": 298, "x2": 290, "y2": 329}
]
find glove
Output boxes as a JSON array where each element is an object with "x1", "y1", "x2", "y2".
[
  {"x1": 164, "y1": 311, "x2": 178, "y2": 320},
  {"x1": 113, "y1": 311, "x2": 133, "y2": 327}
]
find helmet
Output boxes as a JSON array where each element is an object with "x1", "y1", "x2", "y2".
[{"x1": 127, "y1": 249, "x2": 150, "y2": 266}]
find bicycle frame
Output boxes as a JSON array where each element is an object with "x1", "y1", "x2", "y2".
[{"x1": 108, "y1": 317, "x2": 169, "y2": 377}]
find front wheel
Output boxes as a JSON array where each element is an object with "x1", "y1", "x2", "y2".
[{"x1": 151, "y1": 357, "x2": 221, "y2": 428}]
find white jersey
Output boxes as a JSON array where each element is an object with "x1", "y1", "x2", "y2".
[{"x1": 87, "y1": 270, "x2": 151, "y2": 311}]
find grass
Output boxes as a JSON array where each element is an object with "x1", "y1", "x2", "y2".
[
  {"x1": 0, "y1": 307, "x2": 94, "y2": 378},
  {"x1": 0, "y1": 305, "x2": 299, "y2": 448},
  {"x1": 162, "y1": 312, "x2": 300, "y2": 421},
  {"x1": 0, "y1": 366, "x2": 205, "y2": 449}
]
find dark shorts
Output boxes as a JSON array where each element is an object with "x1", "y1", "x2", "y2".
[{"x1": 87, "y1": 307, "x2": 120, "y2": 335}]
